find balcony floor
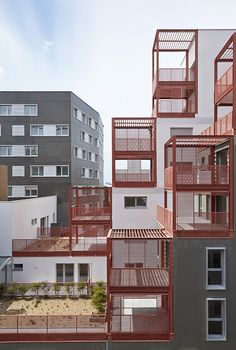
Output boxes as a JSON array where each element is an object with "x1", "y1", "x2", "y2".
[{"x1": 110, "y1": 268, "x2": 169, "y2": 288}]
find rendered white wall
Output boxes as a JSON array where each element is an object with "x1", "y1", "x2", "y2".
[
  {"x1": 0, "y1": 204, "x2": 13, "y2": 256},
  {"x1": 12, "y1": 256, "x2": 106, "y2": 283},
  {"x1": 112, "y1": 187, "x2": 160, "y2": 229}
]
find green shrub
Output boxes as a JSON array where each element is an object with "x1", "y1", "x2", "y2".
[
  {"x1": 91, "y1": 281, "x2": 106, "y2": 313},
  {"x1": 65, "y1": 282, "x2": 74, "y2": 297},
  {"x1": 77, "y1": 281, "x2": 86, "y2": 295},
  {"x1": 18, "y1": 284, "x2": 30, "y2": 297},
  {"x1": 41, "y1": 281, "x2": 50, "y2": 296},
  {"x1": 31, "y1": 282, "x2": 42, "y2": 296},
  {"x1": 53, "y1": 283, "x2": 61, "y2": 296},
  {"x1": 7, "y1": 283, "x2": 18, "y2": 296},
  {"x1": 0, "y1": 283, "x2": 5, "y2": 298}
]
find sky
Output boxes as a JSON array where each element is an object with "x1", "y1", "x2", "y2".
[{"x1": 0, "y1": 0, "x2": 236, "y2": 183}]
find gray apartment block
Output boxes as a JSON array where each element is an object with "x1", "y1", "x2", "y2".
[{"x1": 0, "y1": 91, "x2": 104, "y2": 224}]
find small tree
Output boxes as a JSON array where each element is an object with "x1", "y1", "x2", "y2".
[
  {"x1": 41, "y1": 281, "x2": 50, "y2": 297},
  {"x1": 31, "y1": 282, "x2": 42, "y2": 297},
  {"x1": 7, "y1": 283, "x2": 18, "y2": 297},
  {"x1": 53, "y1": 283, "x2": 61, "y2": 296},
  {"x1": 65, "y1": 282, "x2": 74, "y2": 297},
  {"x1": 91, "y1": 282, "x2": 106, "y2": 313},
  {"x1": 77, "y1": 281, "x2": 86, "y2": 296},
  {"x1": 18, "y1": 284, "x2": 30, "y2": 297},
  {"x1": 0, "y1": 283, "x2": 6, "y2": 298}
]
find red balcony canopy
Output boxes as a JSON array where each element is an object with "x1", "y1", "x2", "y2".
[
  {"x1": 108, "y1": 229, "x2": 172, "y2": 239},
  {"x1": 153, "y1": 30, "x2": 196, "y2": 51},
  {"x1": 165, "y1": 135, "x2": 231, "y2": 148}
]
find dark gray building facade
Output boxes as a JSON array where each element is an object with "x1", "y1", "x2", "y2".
[{"x1": 0, "y1": 91, "x2": 104, "y2": 224}]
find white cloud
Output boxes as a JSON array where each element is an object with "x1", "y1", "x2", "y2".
[{"x1": 41, "y1": 40, "x2": 55, "y2": 51}]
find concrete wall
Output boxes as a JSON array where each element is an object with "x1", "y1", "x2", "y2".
[
  {"x1": 12, "y1": 256, "x2": 106, "y2": 283},
  {"x1": 0, "y1": 195, "x2": 57, "y2": 256},
  {"x1": 112, "y1": 187, "x2": 159, "y2": 229}
]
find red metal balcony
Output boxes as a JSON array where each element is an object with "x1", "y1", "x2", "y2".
[
  {"x1": 164, "y1": 165, "x2": 229, "y2": 189},
  {"x1": 215, "y1": 112, "x2": 234, "y2": 135},
  {"x1": 157, "y1": 205, "x2": 173, "y2": 234},
  {"x1": 112, "y1": 118, "x2": 157, "y2": 187},
  {"x1": 215, "y1": 65, "x2": 233, "y2": 104}
]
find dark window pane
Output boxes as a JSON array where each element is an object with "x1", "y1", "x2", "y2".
[
  {"x1": 208, "y1": 250, "x2": 221, "y2": 268},
  {"x1": 56, "y1": 264, "x2": 63, "y2": 283},
  {"x1": 125, "y1": 197, "x2": 136, "y2": 207},
  {"x1": 208, "y1": 271, "x2": 222, "y2": 285},
  {"x1": 208, "y1": 321, "x2": 223, "y2": 335},
  {"x1": 137, "y1": 197, "x2": 147, "y2": 207},
  {"x1": 65, "y1": 264, "x2": 74, "y2": 282},
  {"x1": 79, "y1": 264, "x2": 89, "y2": 282},
  {"x1": 209, "y1": 300, "x2": 222, "y2": 318}
]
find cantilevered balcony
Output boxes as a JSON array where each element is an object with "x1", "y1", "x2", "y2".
[
  {"x1": 107, "y1": 229, "x2": 173, "y2": 340},
  {"x1": 112, "y1": 118, "x2": 157, "y2": 187},
  {"x1": 152, "y1": 30, "x2": 197, "y2": 118},
  {"x1": 215, "y1": 66, "x2": 233, "y2": 104}
]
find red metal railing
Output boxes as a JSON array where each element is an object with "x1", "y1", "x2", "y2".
[
  {"x1": 175, "y1": 165, "x2": 229, "y2": 185},
  {"x1": 215, "y1": 65, "x2": 233, "y2": 103},
  {"x1": 158, "y1": 68, "x2": 195, "y2": 82},
  {"x1": 71, "y1": 207, "x2": 111, "y2": 221},
  {"x1": 152, "y1": 71, "x2": 157, "y2": 95},
  {"x1": 37, "y1": 227, "x2": 70, "y2": 238},
  {"x1": 176, "y1": 211, "x2": 229, "y2": 231},
  {"x1": 73, "y1": 237, "x2": 107, "y2": 253},
  {"x1": 0, "y1": 314, "x2": 106, "y2": 333},
  {"x1": 12, "y1": 238, "x2": 76, "y2": 253},
  {"x1": 215, "y1": 112, "x2": 233, "y2": 135},
  {"x1": 200, "y1": 123, "x2": 215, "y2": 136},
  {"x1": 157, "y1": 205, "x2": 173, "y2": 232},
  {"x1": 158, "y1": 99, "x2": 194, "y2": 113},
  {"x1": 164, "y1": 167, "x2": 173, "y2": 189},
  {"x1": 115, "y1": 172, "x2": 150, "y2": 183},
  {"x1": 115, "y1": 138, "x2": 154, "y2": 152},
  {"x1": 71, "y1": 225, "x2": 110, "y2": 237}
]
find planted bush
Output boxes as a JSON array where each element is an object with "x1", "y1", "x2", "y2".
[
  {"x1": 31, "y1": 282, "x2": 42, "y2": 296},
  {"x1": 0, "y1": 283, "x2": 5, "y2": 298},
  {"x1": 91, "y1": 281, "x2": 106, "y2": 313},
  {"x1": 53, "y1": 283, "x2": 61, "y2": 296},
  {"x1": 65, "y1": 282, "x2": 74, "y2": 297},
  {"x1": 77, "y1": 281, "x2": 86, "y2": 295},
  {"x1": 18, "y1": 284, "x2": 30, "y2": 297}
]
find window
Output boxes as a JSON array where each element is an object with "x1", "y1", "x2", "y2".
[
  {"x1": 89, "y1": 169, "x2": 93, "y2": 178},
  {"x1": 56, "y1": 166, "x2": 69, "y2": 176},
  {"x1": 81, "y1": 168, "x2": 85, "y2": 177},
  {"x1": 12, "y1": 125, "x2": 25, "y2": 136},
  {"x1": 31, "y1": 166, "x2": 44, "y2": 176},
  {"x1": 78, "y1": 264, "x2": 90, "y2": 282},
  {"x1": 82, "y1": 150, "x2": 86, "y2": 160},
  {"x1": 12, "y1": 166, "x2": 25, "y2": 177},
  {"x1": 95, "y1": 170, "x2": 99, "y2": 179},
  {"x1": 207, "y1": 299, "x2": 226, "y2": 341},
  {"x1": 94, "y1": 138, "x2": 98, "y2": 146},
  {"x1": 95, "y1": 121, "x2": 98, "y2": 130},
  {"x1": 74, "y1": 147, "x2": 79, "y2": 158},
  {"x1": 25, "y1": 145, "x2": 38, "y2": 156},
  {"x1": 88, "y1": 152, "x2": 92, "y2": 161},
  {"x1": 88, "y1": 117, "x2": 92, "y2": 127},
  {"x1": 56, "y1": 264, "x2": 74, "y2": 283},
  {"x1": 13, "y1": 264, "x2": 23, "y2": 271},
  {"x1": 95, "y1": 154, "x2": 98, "y2": 162},
  {"x1": 25, "y1": 186, "x2": 38, "y2": 197},
  {"x1": 207, "y1": 248, "x2": 226, "y2": 289},
  {"x1": 31, "y1": 125, "x2": 44, "y2": 136},
  {"x1": 124, "y1": 197, "x2": 147, "y2": 208},
  {"x1": 24, "y1": 104, "x2": 37, "y2": 116},
  {"x1": 81, "y1": 131, "x2": 85, "y2": 141},
  {"x1": 56, "y1": 125, "x2": 69, "y2": 136},
  {"x1": 8, "y1": 186, "x2": 12, "y2": 197},
  {"x1": 31, "y1": 218, "x2": 37, "y2": 225},
  {"x1": 0, "y1": 146, "x2": 12, "y2": 156},
  {"x1": 82, "y1": 113, "x2": 86, "y2": 124},
  {"x1": 0, "y1": 105, "x2": 12, "y2": 116},
  {"x1": 74, "y1": 107, "x2": 78, "y2": 119},
  {"x1": 89, "y1": 135, "x2": 92, "y2": 144}
]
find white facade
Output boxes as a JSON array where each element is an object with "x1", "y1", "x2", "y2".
[
  {"x1": 0, "y1": 195, "x2": 57, "y2": 256},
  {"x1": 12, "y1": 256, "x2": 106, "y2": 283}
]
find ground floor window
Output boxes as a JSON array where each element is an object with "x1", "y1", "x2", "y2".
[
  {"x1": 78, "y1": 263, "x2": 90, "y2": 282},
  {"x1": 56, "y1": 264, "x2": 74, "y2": 282},
  {"x1": 207, "y1": 298, "x2": 226, "y2": 341}
]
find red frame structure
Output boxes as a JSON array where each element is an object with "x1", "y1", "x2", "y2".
[
  {"x1": 157, "y1": 135, "x2": 234, "y2": 238},
  {"x1": 106, "y1": 229, "x2": 173, "y2": 341},
  {"x1": 112, "y1": 118, "x2": 157, "y2": 187},
  {"x1": 152, "y1": 29, "x2": 198, "y2": 118}
]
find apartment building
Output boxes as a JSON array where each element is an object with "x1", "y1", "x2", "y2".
[
  {"x1": 0, "y1": 91, "x2": 104, "y2": 224},
  {"x1": 1, "y1": 29, "x2": 236, "y2": 350}
]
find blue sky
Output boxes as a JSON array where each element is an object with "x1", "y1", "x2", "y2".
[{"x1": 0, "y1": 0, "x2": 236, "y2": 182}]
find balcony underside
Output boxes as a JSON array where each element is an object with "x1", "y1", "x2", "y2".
[{"x1": 110, "y1": 268, "x2": 169, "y2": 292}]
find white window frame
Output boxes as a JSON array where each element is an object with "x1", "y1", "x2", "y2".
[
  {"x1": 82, "y1": 113, "x2": 86, "y2": 124},
  {"x1": 206, "y1": 298, "x2": 226, "y2": 341},
  {"x1": 81, "y1": 167, "x2": 85, "y2": 178},
  {"x1": 25, "y1": 145, "x2": 38, "y2": 157},
  {"x1": 56, "y1": 165, "x2": 69, "y2": 177},
  {"x1": 74, "y1": 146, "x2": 79, "y2": 158},
  {"x1": 0, "y1": 105, "x2": 12, "y2": 116},
  {"x1": 24, "y1": 104, "x2": 38, "y2": 116},
  {"x1": 31, "y1": 166, "x2": 44, "y2": 177},
  {"x1": 0, "y1": 146, "x2": 12, "y2": 156},
  {"x1": 124, "y1": 196, "x2": 147, "y2": 209},
  {"x1": 13, "y1": 264, "x2": 23, "y2": 271},
  {"x1": 12, "y1": 166, "x2": 25, "y2": 177},
  {"x1": 89, "y1": 169, "x2": 93, "y2": 178},
  {"x1": 56, "y1": 263, "x2": 74, "y2": 283},
  {"x1": 56, "y1": 124, "x2": 69, "y2": 136},
  {"x1": 30, "y1": 125, "x2": 44, "y2": 136},
  {"x1": 82, "y1": 149, "x2": 86, "y2": 160},
  {"x1": 206, "y1": 248, "x2": 226, "y2": 290},
  {"x1": 25, "y1": 186, "x2": 38, "y2": 197},
  {"x1": 81, "y1": 131, "x2": 85, "y2": 141}
]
